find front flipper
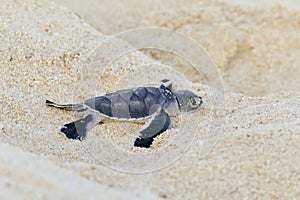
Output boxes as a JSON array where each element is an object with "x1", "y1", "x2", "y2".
[
  {"x1": 134, "y1": 110, "x2": 171, "y2": 148},
  {"x1": 60, "y1": 114, "x2": 101, "y2": 140}
]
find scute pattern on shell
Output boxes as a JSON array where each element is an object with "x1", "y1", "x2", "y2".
[{"x1": 84, "y1": 87, "x2": 167, "y2": 119}]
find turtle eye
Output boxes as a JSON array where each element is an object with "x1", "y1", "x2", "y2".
[{"x1": 189, "y1": 97, "x2": 200, "y2": 108}]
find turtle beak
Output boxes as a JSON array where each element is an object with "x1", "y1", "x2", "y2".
[
  {"x1": 199, "y1": 96, "x2": 203, "y2": 105},
  {"x1": 197, "y1": 96, "x2": 203, "y2": 107}
]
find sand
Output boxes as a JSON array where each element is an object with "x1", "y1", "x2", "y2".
[{"x1": 0, "y1": 0, "x2": 299, "y2": 199}]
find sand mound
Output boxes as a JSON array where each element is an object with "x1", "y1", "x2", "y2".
[
  {"x1": 55, "y1": 0, "x2": 300, "y2": 96},
  {"x1": 0, "y1": 0, "x2": 299, "y2": 199}
]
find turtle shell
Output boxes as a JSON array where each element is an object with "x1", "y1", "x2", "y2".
[{"x1": 84, "y1": 87, "x2": 168, "y2": 120}]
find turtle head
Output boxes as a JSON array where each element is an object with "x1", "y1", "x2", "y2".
[{"x1": 174, "y1": 90, "x2": 203, "y2": 112}]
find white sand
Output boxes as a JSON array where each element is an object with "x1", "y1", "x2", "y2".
[
  {"x1": 0, "y1": 0, "x2": 299, "y2": 199},
  {"x1": 55, "y1": 0, "x2": 300, "y2": 96}
]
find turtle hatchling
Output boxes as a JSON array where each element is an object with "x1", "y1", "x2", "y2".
[{"x1": 46, "y1": 79, "x2": 203, "y2": 148}]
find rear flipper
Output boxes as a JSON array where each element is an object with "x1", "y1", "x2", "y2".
[
  {"x1": 46, "y1": 100, "x2": 87, "y2": 113},
  {"x1": 60, "y1": 114, "x2": 101, "y2": 140},
  {"x1": 134, "y1": 109, "x2": 171, "y2": 148}
]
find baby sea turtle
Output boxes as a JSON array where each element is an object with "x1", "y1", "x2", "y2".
[{"x1": 46, "y1": 79, "x2": 202, "y2": 148}]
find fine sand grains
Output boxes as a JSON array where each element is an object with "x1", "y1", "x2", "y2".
[
  {"x1": 55, "y1": 0, "x2": 300, "y2": 96},
  {"x1": 0, "y1": 0, "x2": 300, "y2": 199}
]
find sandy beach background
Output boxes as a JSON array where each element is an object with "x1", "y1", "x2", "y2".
[{"x1": 0, "y1": 0, "x2": 299, "y2": 199}]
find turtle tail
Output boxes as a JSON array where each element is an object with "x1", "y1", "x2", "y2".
[{"x1": 46, "y1": 100, "x2": 86, "y2": 112}]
